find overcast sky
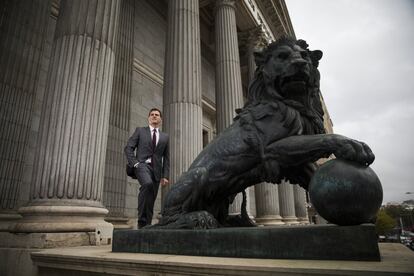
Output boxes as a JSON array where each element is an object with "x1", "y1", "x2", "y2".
[{"x1": 285, "y1": 0, "x2": 414, "y2": 204}]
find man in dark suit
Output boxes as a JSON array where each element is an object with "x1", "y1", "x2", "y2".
[{"x1": 125, "y1": 108, "x2": 170, "y2": 228}]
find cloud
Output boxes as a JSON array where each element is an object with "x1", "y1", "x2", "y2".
[
  {"x1": 335, "y1": 103, "x2": 414, "y2": 202},
  {"x1": 286, "y1": 0, "x2": 414, "y2": 203}
]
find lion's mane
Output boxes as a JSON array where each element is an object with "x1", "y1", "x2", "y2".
[{"x1": 245, "y1": 37, "x2": 325, "y2": 136}]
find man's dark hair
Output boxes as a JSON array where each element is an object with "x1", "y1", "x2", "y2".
[{"x1": 148, "y1": 108, "x2": 162, "y2": 118}]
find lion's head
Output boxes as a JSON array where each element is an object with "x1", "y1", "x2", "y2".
[{"x1": 247, "y1": 37, "x2": 325, "y2": 135}]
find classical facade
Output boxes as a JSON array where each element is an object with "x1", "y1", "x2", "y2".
[{"x1": 0, "y1": 1, "x2": 334, "y2": 259}]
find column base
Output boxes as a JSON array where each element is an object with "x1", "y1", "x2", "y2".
[
  {"x1": 105, "y1": 216, "x2": 132, "y2": 229},
  {"x1": 0, "y1": 212, "x2": 22, "y2": 231},
  {"x1": 282, "y1": 216, "x2": 300, "y2": 225},
  {"x1": 11, "y1": 205, "x2": 113, "y2": 245},
  {"x1": 0, "y1": 231, "x2": 101, "y2": 248},
  {"x1": 298, "y1": 217, "x2": 310, "y2": 224},
  {"x1": 255, "y1": 215, "x2": 284, "y2": 226}
]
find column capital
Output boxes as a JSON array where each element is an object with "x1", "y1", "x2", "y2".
[
  {"x1": 248, "y1": 27, "x2": 269, "y2": 49},
  {"x1": 215, "y1": 0, "x2": 236, "y2": 11},
  {"x1": 239, "y1": 26, "x2": 268, "y2": 50}
]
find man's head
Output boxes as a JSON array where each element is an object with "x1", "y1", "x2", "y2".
[{"x1": 148, "y1": 108, "x2": 162, "y2": 128}]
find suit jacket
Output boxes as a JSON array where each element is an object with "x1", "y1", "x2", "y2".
[{"x1": 124, "y1": 127, "x2": 170, "y2": 181}]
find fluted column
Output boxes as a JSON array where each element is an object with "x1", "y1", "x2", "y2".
[
  {"x1": 0, "y1": 0, "x2": 49, "y2": 230},
  {"x1": 293, "y1": 184, "x2": 310, "y2": 224},
  {"x1": 103, "y1": 0, "x2": 134, "y2": 229},
  {"x1": 247, "y1": 28, "x2": 268, "y2": 82},
  {"x1": 215, "y1": 0, "x2": 244, "y2": 215},
  {"x1": 13, "y1": 0, "x2": 120, "y2": 234},
  {"x1": 244, "y1": 28, "x2": 278, "y2": 223},
  {"x1": 255, "y1": 183, "x2": 284, "y2": 225},
  {"x1": 279, "y1": 180, "x2": 300, "y2": 225},
  {"x1": 215, "y1": 0, "x2": 243, "y2": 132},
  {"x1": 163, "y1": 0, "x2": 203, "y2": 191}
]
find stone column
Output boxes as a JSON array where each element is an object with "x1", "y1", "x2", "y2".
[
  {"x1": 244, "y1": 28, "x2": 279, "y2": 223},
  {"x1": 215, "y1": 0, "x2": 244, "y2": 215},
  {"x1": 12, "y1": 0, "x2": 120, "y2": 237},
  {"x1": 162, "y1": 0, "x2": 203, "y2": 190},
  {"x1": 246, "y1": 28, "x2": 268, "y2": 82},
  {"x1": 245, "y1": 28, "x2": 268, "y2": 218},
  {"x1": 0, "y1": 0, "x2": 49, "y2": 230},
  {"x1": 279, "y1": 180, "x2": 299, "y2": 224},
  {"x1": 254, "y1": 183, "x2": 284, "y2": 225},
  {"x1": 293, "y1": 184, "x2": 310, "y2": 224},
  {"x1": 215, "y1": 0, "x2": 243, "y2": 132},
  {"x1": 103, "y1": 0, "x2": 134, "y2": 229}
]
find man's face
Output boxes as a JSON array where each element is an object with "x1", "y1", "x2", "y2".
[{"x1": 148, "y1": 110, "x2": 162, "y2": 126}]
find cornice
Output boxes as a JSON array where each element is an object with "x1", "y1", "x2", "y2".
[
  {"x1": 250, "y1": 0, "x2": 296, "y2": 40},
  {"x1": 133, "y1": 59, "x2": 164, "y2": 87},
  {"x1": 241, "y1": 0, "x2": 275, "y2": 42}
]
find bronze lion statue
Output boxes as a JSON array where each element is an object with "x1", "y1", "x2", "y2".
[{"x1": 152, "y1": 37, "x2": 374, "y2": 229}]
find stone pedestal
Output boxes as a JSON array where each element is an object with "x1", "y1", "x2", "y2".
[
  {"x1": 162, "y1": 0, "x2": 203, "y2": 199},
  {"x1": 11, "y1": 0, "x2": 121, "y2": 242},
  {"x1": 112, "y1": 224, "x2": 381, "y2": 261}
]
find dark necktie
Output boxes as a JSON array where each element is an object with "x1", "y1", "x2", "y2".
[{"x1": 151, "y1": 129, "x2": 156, "y2": 166}]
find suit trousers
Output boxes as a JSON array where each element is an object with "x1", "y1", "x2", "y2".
[{"x1": 135, "y1": 164, "x2": 160, "y2": 228}]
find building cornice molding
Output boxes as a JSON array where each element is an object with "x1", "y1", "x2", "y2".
[
  {"x1": 215, "y1": 0, "x2": 236, "y2": 10},
  {"x1": 247, "y1": 0, "x2": 295, "y2": 40},
  {"x1": 241, "y1": 0, "x2": 275, "y2": 42},
  {"x1": 133, "y1": 58, "x2": 164, "y2": 87},
  {"x1": 202, "y1": 96, "x2": 216, "y2": 115}
]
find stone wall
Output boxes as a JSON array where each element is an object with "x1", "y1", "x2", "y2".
[
  {"x1": 129, "y1": 0, "x2": 167, "y2": 222},
  {"x1": 201, "y1": 57, "x2": 216, "y2": 106}
]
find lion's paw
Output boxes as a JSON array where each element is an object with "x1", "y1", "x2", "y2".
[
  {"x1": 172, "y1": 211, "x2": 219, "y2": 229},
  {"x1": 334, "y1": 137, "x2": 375, "y2": 166}
]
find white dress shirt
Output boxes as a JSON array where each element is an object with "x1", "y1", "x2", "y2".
[{"x1": 149, "y1": 125, "x2": 160, "y2": 146}]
